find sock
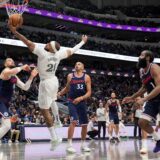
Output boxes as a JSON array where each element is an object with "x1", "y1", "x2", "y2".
[
  {"x1": 51, "y1": 101, "x2": 60, "y2": 123},
  {"x1": 0, "y1": 118, "x2": 11, "y2": 139},
  {"x1": 48, "y1": 126, "x2": 57, "y2": 140},
  {"x1": 109, "y1": 134, "x2": 112, "y2": 139},
  {"x1": 151, "y1": 131, "x2": 160, "y2": 141},
  {"x1": 81, "y1": 140, "x2": 86, "y2": 147},
  {"x1": 68, "y1": 139, "x2": 72, "y2": 147},
  {"x1": 116, "y1": 133, "x2": 119, "y2": 138},
  {"x1": 142, "y1": 139, "x2": 148, "y2": 149}
]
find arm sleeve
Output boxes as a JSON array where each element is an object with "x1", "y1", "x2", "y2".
[
  {"x1": 57, "y1": 50, "x2": 68, "y2": 60},
  {"x1": 16, "y1": 76, "x2": 32, "y2": 91},
  {"x1": 32, "y1": 44, "x2": 45, "y2": 58},
  {"x1": 70, "y1": 41, "x2": 85, "y2": 55}
]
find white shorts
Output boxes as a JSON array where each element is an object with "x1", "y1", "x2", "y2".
[{"x1": 38, "y1": 77, "x2": 59, "y2": 109}]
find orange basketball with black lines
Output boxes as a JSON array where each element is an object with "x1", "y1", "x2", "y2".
[{"x1": 9, "y1": 14, "x2": 23, "y2": 28}]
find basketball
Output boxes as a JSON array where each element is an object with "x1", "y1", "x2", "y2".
[{"x1": 9, "y1": 14, "x2": 23, "y2": 28}]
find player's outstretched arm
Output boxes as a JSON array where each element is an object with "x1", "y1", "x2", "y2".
[
  {"x1": 65, "y1": 35, "x2": 88, "y2": 58},
  {"x1": 8, "y1": 22, "x2": 35, "y2": 52},
  {"x1": 16, "y1": 68, "x2": 38, "y2": 91},
  {"x1": 1, "y1": 65, "x2": 31, "y2": 79}
]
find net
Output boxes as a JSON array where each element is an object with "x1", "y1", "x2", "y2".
[{"x1": 5, "y1": 0, "x2": 29, "y2": 16}]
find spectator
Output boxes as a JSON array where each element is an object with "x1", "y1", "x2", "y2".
[
  {"x1": 87, "y1": 115, "x2": 99, "y2": 140},
  {"x1": 96, "y1": 102, "x2": 106, "y2": 139}
]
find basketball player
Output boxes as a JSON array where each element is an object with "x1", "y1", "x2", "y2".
[
  {"x1": 123, "y1": 50, "x2": 160, "y2": 153},
  {"x1": 58, "y1": 62, "x2": 91, "y2": 153},
  {"x1": 105, "y1": 92, "x2": 122, "y2": 143},
  {"x1": 9, "y1": 24, "x2": 88, "y2": 143},
  {"x1": 0, "y1": 58, "x2": 38, "y2": 142}
]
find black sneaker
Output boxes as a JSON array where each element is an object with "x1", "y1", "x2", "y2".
[
  {"x1": 109, "y1": 138, "x2": 115, "y2": 143},
  {"x1": 153, "y1": 140, "x2": 160, "y2": 153},
  {"x1": 115, "y1": 137, "x2": 120, "y2": 143}
]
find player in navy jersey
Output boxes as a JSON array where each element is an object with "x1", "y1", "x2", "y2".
[
  {"x1": 123, "y1": 50, "x2": 160, "y2": 153},
  {"x1": 105, "y1": 92, "x2": 122, "y2": 143},
  {"x1": 0, "y1": 58, "x2": 38, "y2": 142},
  {"x1": 58, "y1": 62, "x2": 91, "y2": 153}
]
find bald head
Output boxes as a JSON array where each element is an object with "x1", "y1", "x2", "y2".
[{"x1": 4, "y1": 58, "x2": 15, "y2": 68}]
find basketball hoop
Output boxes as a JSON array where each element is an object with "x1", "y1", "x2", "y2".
[{"x1": 5, "y1": 0, "x2": 29, "y2": 16}]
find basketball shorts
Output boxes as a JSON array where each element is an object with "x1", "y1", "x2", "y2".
[
  {"x1": 109, "y1": 113, "x2": 119, "y2": 124},
  {"x1": 68, "y1": 101, "x2": 88, "y2": 125},
  {"x1": 141, "y1": 100, "x2": 160, "y2": 122},
  {"x1": 38, "y1": 77, "x2": 59, "y2": 109},
  {"x1": 0, "y1": 101, "x2": 10, "y2": 118}
]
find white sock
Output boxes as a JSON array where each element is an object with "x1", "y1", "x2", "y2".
[
  {"x1": 51, "y1": 101, "x2": 60, "y2": 123},
  {"x1": 142, "y1": 139, "x2": 148, "y2": 149},
  {"x1": 68, "y1": 139, "x2": 72, "y2": 147},
  {"x1": 151, "y1": 131, "x2": 160, "y2": 141},
  {"x1": 48, "y1": 126, "x2": 57, "y2": 140},
  {"x1": 0, "y1": 118, "x2": 11, "y2": 139},
  {"x1": 109, "y1": 134, "x2": 112, "y2": 139},
  {"x1": 116, "y1": 133, "x2": 119, "y2": 138},
  {"x1": 81, "y1": 140, "x2": 86, "y2": 147}
]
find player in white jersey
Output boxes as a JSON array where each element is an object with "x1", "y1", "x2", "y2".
[{"x1": 9, "y1": 24, "x2": 88, "y2": 143}]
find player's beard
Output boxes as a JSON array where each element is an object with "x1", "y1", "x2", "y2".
[{"x1": 137, "y1": 58, "x2": 147, "y2": 68}]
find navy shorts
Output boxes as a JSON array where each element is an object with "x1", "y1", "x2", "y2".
[
  {"x1": 68, "y1": 101, "x2": 88, "y2": 125},
  {"x1": 142, "y1": 100, "x2": 160, "y2": 121},
  {"x1": 0, "y1": 101, "x2": 10, "y2": 118},
  {"x1": 109, "y1": 113, "x2": 119, "y2": 124}
]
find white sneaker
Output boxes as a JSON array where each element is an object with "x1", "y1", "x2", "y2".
[
  {"x1": 51, "y1": 137, "x2": 62, "y2": 144},
  {"x1": 8, "y1": 140, "x2": 12, "y2": 143},
  {"x1": 140, "y1": 147, "x2": 148, "y2": 154},
  {"x1": 66, "y1": 146, "x2": 76, "y2": 154},
  {"x1": 50, "y1": 137, "x2": 62, "y2": 151},
  {"x1": 81, "y1": 146, "x2": 91, "y2": 152},
  {"x1": 15, "y1": 140, "x2": 19, "y2": 143},
  {"x1": 55, "y1": 121, "x2": 63, "y2": 128}
]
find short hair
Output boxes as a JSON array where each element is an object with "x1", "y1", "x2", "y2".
[
  {"x1": 4, "y1": 58, "x2": 12, "y2": 66},
  {"x1": 75, "y1": 62, "x2": 85, "y2": 68},
  {"x1": 143, "y1": 50, "x2": 154, "y2": 62}
]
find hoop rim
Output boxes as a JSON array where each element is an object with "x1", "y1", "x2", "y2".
[{"x1": 0, "y1": 0, "x2": 9, "y2": 5}]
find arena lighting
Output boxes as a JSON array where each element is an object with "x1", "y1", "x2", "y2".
[
  {"x1": 23, "y1": 7, "x2": 160, "y2": 33},
  {"x1": 1, "y1": 37, "x2": 160, "y2": 63}
]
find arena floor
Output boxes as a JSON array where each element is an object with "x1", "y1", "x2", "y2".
[{"x1": 0, "y1": 139, "x2": 160, "y2": 160}]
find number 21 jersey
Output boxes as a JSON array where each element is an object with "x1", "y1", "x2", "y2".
[{"x1": 33, "y1": 44, "x2": 68, "y2": 80}]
